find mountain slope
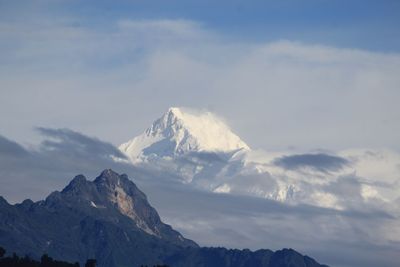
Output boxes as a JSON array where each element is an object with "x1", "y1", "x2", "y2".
[
  {"x1": 165, "y1": 247, "x2": 328, "y2": 267},
  {"x1": 0, "y1": 169, "x2": 196, "y2": 267},
  {"x1": 0, "y1": 169, "x2": 329, "y2": 267}
]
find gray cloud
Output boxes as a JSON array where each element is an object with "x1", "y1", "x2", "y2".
[
  {"x1": 143, "y1": 181, "x2": 400, "y2": 267},
  {"x1": 274, "y1": 153, "x2": 350, "y2": 172},
  {"x1": 36, "y1": 127, "x2": 127, "y2": 160},
  {"x1": 0, "y1": 129, "x2": 132, "y2": 203},
  {"x1": 0, "y1": 135, "x2": 29, "y2": 157},
  {"x1": 324, "y1": 175, "x2": 361, "y2": 198}
]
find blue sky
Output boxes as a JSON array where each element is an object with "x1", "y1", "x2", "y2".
[
  {"x1": 3, "y1": 0, "x2": 399, "y2": 51},
  {"x1": 104, "y1": 0, "x2": 400, "y2": 51}
]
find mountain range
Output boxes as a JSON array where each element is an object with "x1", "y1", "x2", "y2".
[{"x1": 0, "y1": 169, "x2": 328, "y2": 267}]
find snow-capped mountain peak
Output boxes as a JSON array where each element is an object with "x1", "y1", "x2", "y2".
[{"x1": 120, "y1": 107, "x2": 249, "y2": 162}]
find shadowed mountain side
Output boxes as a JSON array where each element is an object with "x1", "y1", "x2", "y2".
[
  {"x1": 0, "y1": 170, "x2": 328, "y2": 267},
  {"x1": 0, "y1": 170, "x2": 195, "y2": 267},
  {"x1": 165, "y1": 247, "x2": 328, "y2": 267}
]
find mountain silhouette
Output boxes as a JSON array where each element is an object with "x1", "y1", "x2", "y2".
[{"x1": 0, "y1": 169, "x2": 328, "y2": 267}]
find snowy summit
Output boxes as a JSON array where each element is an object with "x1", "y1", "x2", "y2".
[
  {"x1": 118, "y1": 107, "x2": 399, "y2": 212},
  {"x1": 120, "y1": 107, "x2": 249, "y2": 162}
]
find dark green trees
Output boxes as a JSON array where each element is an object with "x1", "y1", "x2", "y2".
[{"x1": 0, "y1": 247, "x2": 87, "y2": 267}]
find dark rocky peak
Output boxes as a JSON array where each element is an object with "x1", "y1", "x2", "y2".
[
  {"x1": 58, "y1": 174, "x2": 102, "y2": 208},
  {"x1": 269, "y1": 248, "x2": 327, "y2": 267},
  {"x1": 61, "y1": 174, "x2": 89, "y2": 194},
  {"x1": 21, "y1": 199, "x2": 34, "y2": 206},
  {"x1": 44, "y1": 191, "x2": 64, "y2": 209},
  {"x1": 16, "y1": 199, "x2": 34, "y2": 210},
  {"x1": 95, "y1": 169, "x2": 120, "y2": 184},
  {"x1": 94, "y1": 169, "x2": 146, "y2": 200},
  {"x1": 0, "y1": 171, "x2": 328, "y2": 267},
  {"x1": 53, "y1": 170, "x2": 145, "y2": 211},
  {"x1": 3, "y1": 169, "x2": 197, "y2": 250}
]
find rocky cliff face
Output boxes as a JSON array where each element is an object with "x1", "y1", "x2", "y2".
[
  {"x1": 0, "y1": 169, "x2": 196, "y2": 267},
  {"x1": 58, "y1": 169, "x2": 196, "y2": 244}
]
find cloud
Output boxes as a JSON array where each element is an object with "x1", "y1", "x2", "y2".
[
  {"x1": 0, "y1": 135, "x2": 29, "y2": 157},
  {"x1": 0, "y1": 16, "x2": 399, "y2": 152},
  {"x1": 0, "y1": 129, "x2": 133, "y2": 203},
  {"x1": 273, "y1": 153, "x2": 350, "y2": 172},
  {"x1": 143, "y1": 181, "x2": 400, "y2": 267},
  {"x1": 36, "y1": 127, "x2": 127, "y2": 160}
]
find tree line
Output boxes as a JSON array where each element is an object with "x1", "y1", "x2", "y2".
[
  {"x1": 0, "y1": 246, "x2": 95, "y2": 267},
  {"x1": 0, "y1": 246, "x2": 169, "y2": 267}
]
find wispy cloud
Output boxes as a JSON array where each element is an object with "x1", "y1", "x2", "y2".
[
  {"x1": 274, "y1": 153, "x2": 349, "y2": 172},
  {"x1": 36, "y1": 127, "x2": 127, "y2": 160},
  {"x1": 0, "y1": 135, "x2": 29, "y2": 157}
]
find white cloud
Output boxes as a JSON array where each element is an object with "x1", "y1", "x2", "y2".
[{"x1": 1, "y1": 18, "x2": 399, "y2": 152}]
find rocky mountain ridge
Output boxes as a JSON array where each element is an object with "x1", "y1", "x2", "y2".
[{"x1": 0, "y1": 169, "x2": 328, "y2": 267}]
